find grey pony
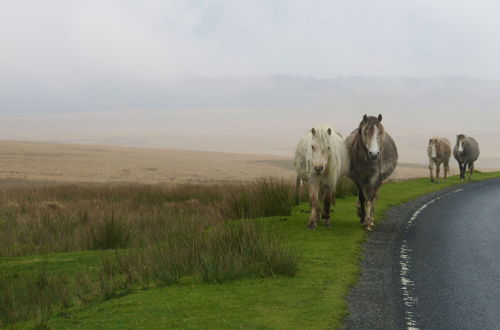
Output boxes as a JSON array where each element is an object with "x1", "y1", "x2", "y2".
[{"x1": 453, "y1": 134, "x2": 480, "y2": 180}]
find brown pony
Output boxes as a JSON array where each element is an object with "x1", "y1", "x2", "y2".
[
  {"x1": 345, "y1": 114, "x2": 398, "y2": 230},
  {"x1": 427, "y1": 137, "x2": 452, "y2": 183}
]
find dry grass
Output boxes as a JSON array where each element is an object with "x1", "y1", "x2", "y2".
[
  {"x1": 0, "y1": 140, "x2": 296, "y2": 184},
  {"x1": 0, "y1": 179, "x2": 298, "y2": 257},
  {"x1": 0, "y1": 141, "x2": 433, "y2": 186}
]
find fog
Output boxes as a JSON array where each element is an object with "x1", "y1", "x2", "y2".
[{"x1": 1, "y1": 1, "x2": 499, "y2": 167}]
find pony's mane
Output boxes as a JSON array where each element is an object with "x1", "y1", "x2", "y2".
[
  {"x1": 312, "y1": 126, "x2": 333, "y2": 149},
  {"x1": 457, "y1": 134, "x2": 466, "y2": 140},
  {"x1": 358, "y1": 116, "x2": 385, "y2": 137}
]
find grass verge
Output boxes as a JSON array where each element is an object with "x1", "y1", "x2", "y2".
[{"x1": 3, "y1": 172, "x2": 500, "y2": 329}]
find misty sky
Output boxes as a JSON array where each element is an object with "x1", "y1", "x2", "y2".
[{"x1": 2, "y1": 0, "x2": 500, "y2": 114}]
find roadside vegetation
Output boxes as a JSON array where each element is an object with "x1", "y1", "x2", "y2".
[
  {"x1": 2, "y1": 173, "x2": 499, "y2": 328},
  {"x1": 0, "y1": 177, "x2": 356, "y2": 328}
]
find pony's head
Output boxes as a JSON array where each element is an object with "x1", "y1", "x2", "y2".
[
  {"x1": 310, "y1": 127, "x2": 332, "y2": 175},
  {"x1": 358, "y1": 114, "x2": 384, "y2": 160},
  {"x1": 456, "y1": 134, "x2": 466, "y2": 154},
  {"x1": 428, "y1": 137, "x2": 439, "y2": 158}
]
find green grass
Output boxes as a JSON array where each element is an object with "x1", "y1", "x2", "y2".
[{"x1": 4, "y1": 172, "x2": 500, "y2": 329}]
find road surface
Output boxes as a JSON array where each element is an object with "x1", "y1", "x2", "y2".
[{"x1": 344, "y1": 178, "x2": 500, "y2": 330}]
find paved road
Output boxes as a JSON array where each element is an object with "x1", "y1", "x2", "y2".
[{"x1": 344, "y1": 178, "x2": 500, "y2": 330}]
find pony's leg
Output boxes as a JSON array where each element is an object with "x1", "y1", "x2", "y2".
[
  {"x1": 435, "y1": 162, "x2": 441, "y2": 183},
  {"x1": 368, "y1": 199, "x2": 376, "y2": 230},
  {"x1": 322, "y1": 185, "x2": 332, "y2": 227},
  {"x1": 364, "y1": 198, "x2": 372, "y2": 230},
  {"x1": 361, "y1": 186, "x2": 373, "y2": 229},
  {"x1": 461, "y1": 163, "x2": 466, "y2": 180},
  {"x1": 444, "y1": 161, "x2": 449, "y2": 182},
  {"x1": 308, "y1": 181, "x2": 320, "y2": 229},
  {"x1": 356, "y1": 186, "x2": 366, "y2": 224},
  {"x1": 365, "y1": 187, "x2": 379, "y2": 230},
  {"x1": 468, "y1": 162, "x2": 474, "y2": 180},
  {"x1": 295, "y1": 176, "x2": 301, "y2": 205},
  {"x1": 428, "y1": 161, "x2": 435, "y2": 182}
]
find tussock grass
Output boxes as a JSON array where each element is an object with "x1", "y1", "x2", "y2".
[
  {"x1": 44, "y1": 171, "x2": 500, "y2": 329},
  {"x1": 99, "y1": 221, "x2": 299, "y2": 286},
  {"x1": 296, "y1": 176, "x2": 358, "y2": 203},
  {"x1": 336, "y1": 176, "x2": 358, "y2": 198},
  {"x1": 90, "y1": 213, "x2": 131, "y2": 250},
  {"x1": 0, "y1": 179, "x2": 300, "y2": 327},
  {"x1": 0, "y1": 221, "x2": 298, "y2": 327},
  {"x1": 0, "y1": 175, "x2": 357, "y2": 327},
  {"x1": 0, "y1": 178, "x2": 298, "y2": 257}
]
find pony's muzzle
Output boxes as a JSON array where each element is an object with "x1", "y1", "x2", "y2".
[
  {"x1": 368, "y1": 150, "x2": 380, "y2": 159},
  {"x1": 313, "y1": 165, "x2": 324, "y2": 174}
]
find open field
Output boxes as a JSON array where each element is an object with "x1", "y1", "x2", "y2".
[
  {"x1": 2, "y1": 171, "x2": 499, "y2": 329},
  {"x1": 0, "y1": 140, "x2": 437, "y2": 184}
]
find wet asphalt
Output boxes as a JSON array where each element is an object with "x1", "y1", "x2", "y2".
[{"x1": 343, "y1": 178, "x2": 500, "y2": 330}]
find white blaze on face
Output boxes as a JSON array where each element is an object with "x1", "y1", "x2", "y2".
[
  {"x1": 430, "y1": 143, "x2": 437, "y2": 158},
  {"x1": 458, "y1": 141, "x2": 464, "y2": 153},
  {"x1": 368, "y1": 126, "x2": 380, "y2": 156}
]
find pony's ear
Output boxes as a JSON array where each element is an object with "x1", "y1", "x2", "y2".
[
  {"x1": 311, "y1": 128, "x2": 316, "y2": 136},
  {"x1": 378, "y1": 114, "x2": 382, "y2": 122},
  {"x1": 327, "y1": 128, "x2": 332, "y2": 136},
  {"x1": 362, "y1": 114, "x2": 368, "y2": 122}
]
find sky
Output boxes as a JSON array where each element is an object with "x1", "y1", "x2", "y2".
[{"x1": 2, "y1": 0, "x2": 500, "y2": 97}]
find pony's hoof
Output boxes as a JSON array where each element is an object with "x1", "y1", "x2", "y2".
[
  {"x1": 307, "y1": 225, "x2": 316, "y2": 230},
  {"x1": 430, "y1": 179, "x2": 434, "y2": 183},
  {"x1": 324, "y1": 222, "x2": 332, "y2": 228}
]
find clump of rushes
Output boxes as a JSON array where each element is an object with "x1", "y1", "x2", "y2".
[
  {"x1": 0, "y1": 221, "x2": 299, "y2": 327},
  {"x1": 0, "y1": 179, "x2": 308, "y2": 327},
  {"x1": 0, "y1": 178, "x2": 317, "y2": 257}
]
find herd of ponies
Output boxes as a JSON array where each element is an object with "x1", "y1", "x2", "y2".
[{"x1": 293, "y1": 114, "x2": 480, "y2": 231}]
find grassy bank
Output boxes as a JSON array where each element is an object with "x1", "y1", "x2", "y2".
[{"x1": 2, "y1": 172, "x2": 500, "y2": 329}]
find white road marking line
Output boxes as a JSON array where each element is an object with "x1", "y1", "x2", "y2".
[{"x1": 399, "y1": 187, "x2": 465, "y2": 330}]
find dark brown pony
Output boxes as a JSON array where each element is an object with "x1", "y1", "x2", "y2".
[{"x1": 345, "y1": 114, "x2": 398, "y2": 230}]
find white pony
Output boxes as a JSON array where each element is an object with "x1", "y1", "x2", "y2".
[{"x1": 293, "y1": 125, "x2": 349, "y2": 229}]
